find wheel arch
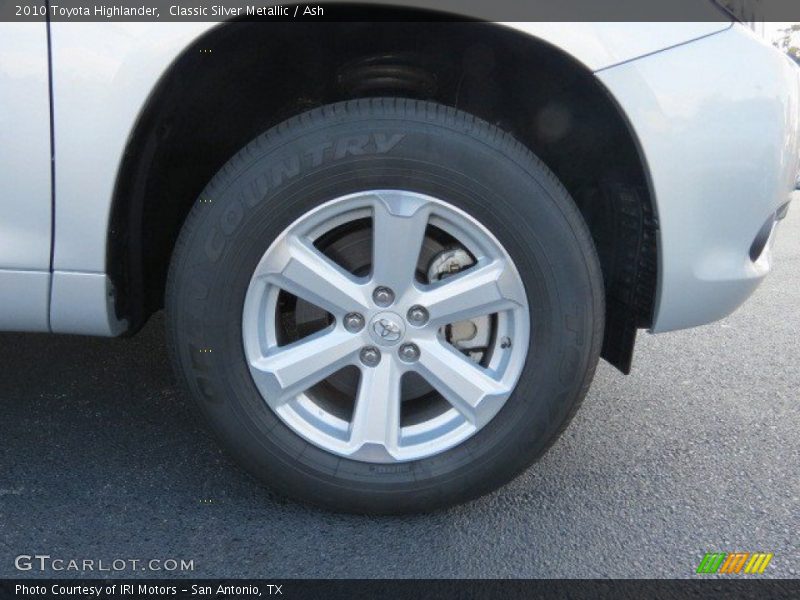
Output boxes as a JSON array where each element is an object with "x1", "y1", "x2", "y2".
[{"x1": 107, "y1": 14, "x2": 659, "y2": 373}]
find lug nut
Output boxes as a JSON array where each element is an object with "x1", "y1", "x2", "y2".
[
  {"x1": 398, "y1": 343, "x2": 420, "y2": 363},
  {"x1": 360, "y1": 346, "x2": 382, "y2": 367},
  {"x1": 372, "y1": 286, "x2": 395, "y2": 307},
  {"x1": 344, "y1": 312, "x2": 365, "y2": 333},
  {"x1": 407, "y1": 305, "x2": 429, "y2": 326}
]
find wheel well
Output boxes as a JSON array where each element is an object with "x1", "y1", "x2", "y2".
[{"x1": 108, "y1": 17, "x2": 658, "y2": 373}]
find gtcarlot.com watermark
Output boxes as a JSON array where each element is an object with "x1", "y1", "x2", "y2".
[{"x1": 14, "y1": 554, "x2": 195, "y2": 573}]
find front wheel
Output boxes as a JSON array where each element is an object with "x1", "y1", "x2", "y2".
[{"x1": 166, "y1": 99, "x2": 604, "y2": 513}]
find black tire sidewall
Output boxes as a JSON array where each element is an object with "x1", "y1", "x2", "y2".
[{"x1": 166, "y1": 100, "x2": 604, "y2": 513}]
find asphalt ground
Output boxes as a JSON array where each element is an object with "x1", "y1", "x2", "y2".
[{"x1": 1, "y1": 197, "x2": 798, "y2": 579}]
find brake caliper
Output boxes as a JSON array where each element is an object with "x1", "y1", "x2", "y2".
[{"x1": 427, "y1": 248, "x2": 491, "y2": 363}]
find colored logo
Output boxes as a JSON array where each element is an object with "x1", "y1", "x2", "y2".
[{"x1": 696, "y1": 552, "x2": 773, "y2": 574}]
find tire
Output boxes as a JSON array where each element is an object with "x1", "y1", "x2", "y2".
[{"x1": 166, "y1": 98, "x2": 604, "y2": 514}]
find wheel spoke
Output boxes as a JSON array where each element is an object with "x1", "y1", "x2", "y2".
[
  {"x1": 422, "y1": 259, "x2": 525, "y2": 326},
  {"x1": 257, "y1": 234, "x2": 370, "y2": 315},
  {"x1": 242, "y1": 189, "x2": 531, "y2": 463},
  {"x1": 414, "y1": 339, "x2": 510, "y2": 427},
  {"x1": 250, "y1": 328, "x2": 362, "y2": 404},
  {"x1": 348, "y1": 359, "x2": 403, "y2": 460},
  {"x1": 371, "y1": 191, "x2": 431, "y2": 294}
]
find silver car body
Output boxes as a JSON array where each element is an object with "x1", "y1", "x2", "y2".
[{"x1": 1, "y1": 20, "x2": 798, "y2": 336}]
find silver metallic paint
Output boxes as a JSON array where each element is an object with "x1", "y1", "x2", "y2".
[
  {"x1": 0, "y1": 23, "x2": 53, "y2": 332},
  {"x1": 597, "y1": 25, "x2": 800, "y2": 332},
  {"x1": 1, "y1": 20, "x2": 796, "y2": 338},
  {"x1": 0, "y1": 270, "x2": 50, "y2": 332}
]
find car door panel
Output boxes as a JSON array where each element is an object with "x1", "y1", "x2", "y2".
[{"x1": 0, "y1": 21, "x2": 53, "y2": 331}]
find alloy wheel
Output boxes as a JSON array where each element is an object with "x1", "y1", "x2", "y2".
[{"x1": 242, "y1": 190, "x2": 530, "y2": 462}]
